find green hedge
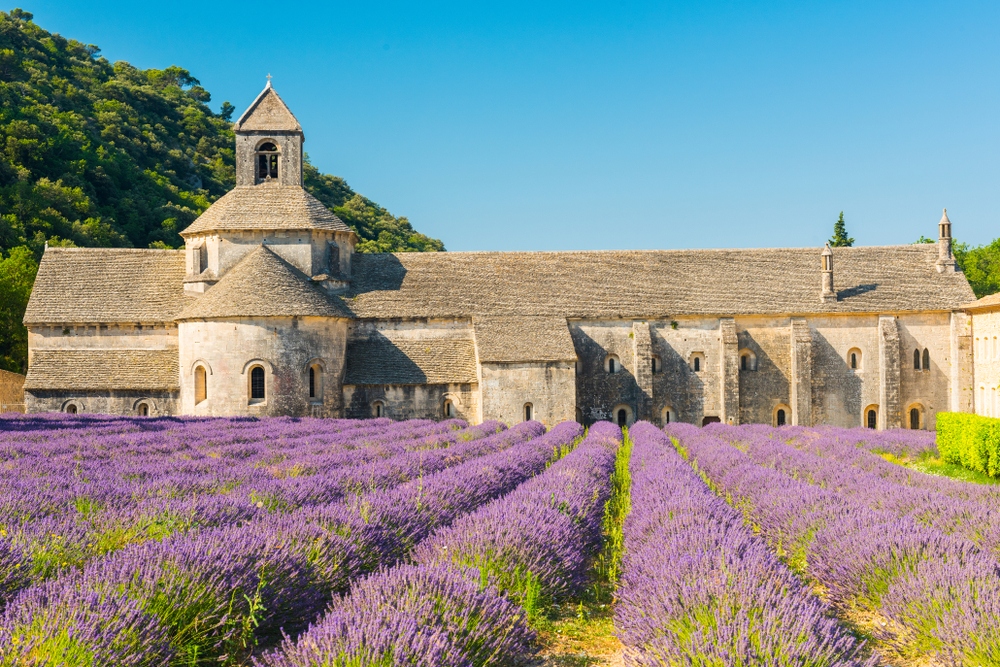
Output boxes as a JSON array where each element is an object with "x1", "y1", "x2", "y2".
[{"x1": 936, "y1": 412, "x2": 1000, "y2": 478}]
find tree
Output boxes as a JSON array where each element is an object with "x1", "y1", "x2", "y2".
[
  {"x1": 0, "y1": 246, "x2": 37, "y2": 373},
  {"x1": 829, "y1": 211, "x2": 854, "y2": 247},
  {"x1": 220, "y1": 101, "x2": 236, "y2": 122}
]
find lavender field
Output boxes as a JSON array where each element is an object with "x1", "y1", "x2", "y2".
[{"x1": 0, "y1": 414, "x2": 993, "y2": 666}]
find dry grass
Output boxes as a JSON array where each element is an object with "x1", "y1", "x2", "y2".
[{"x1": 530, "y1": 597, "x2": 623, "y2": 667}]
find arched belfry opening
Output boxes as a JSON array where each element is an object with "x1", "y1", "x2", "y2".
[{"x1": 256, "y1": 141, "x2": 279, "y2": 182}]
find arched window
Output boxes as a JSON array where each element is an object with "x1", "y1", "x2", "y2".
[
  {"x1": 773, "y1": 404, "x2": 791, "y2": 427},
  {"x1": 851, "y1": 353, "x2": 857, "y2": 369},
  {"x1": 739, "y1": 350, "x2": 756, "y2": 372},
  {"x1": 443, "y1": 399, "x2": 454, "y2": 418},
  {"x1": 605, "y1": 354, "x2": 621, "y2": 374},
  {"x1": 256, "y1": 141, "x2": 279, "y2": 181},
  {"x1": 866, "y1": 407, "x2": 878, "y2": 429},
  {"x1": 250, "y1": 366, "x2": 266, "y2": 401},
  {"x1": 137, "y1": 402, "x2": 149, "y2": 417},
  {"x1": 195, "y1": 366, "x2": 207, "y2": 405},
  {"x1": 309, "y1": 364, "x2": 323, "y2": 400},
  {"x1": 612, "y1": 404, "x2": 633, "y2": 427},
  {"x1": 65, "y1": 404, "x2": 77, "y2": 414},
  {"x1": 524, "y1": 403, "x2": 533, "y2": 421},
  {"x1": 914, "y1": 348, "x2": 921, "y2": 370},
  {"x1": 373, "y1": 400, "x2": 385, "y2": 418},
  {"x1": 741, "y1": 355, "x2": 747, "y2": 371},
  {"x1": 652, "y1": 355, "x2": 661, "y2": 374},
  {"x1": 776, "y1": 409, "x2": 786, "y2": 426},
  {"x1": 847, "y1": 347, "x2": 862, "y2": 371},
  {"x1": 662, "y1": 406, "x2": 675, "y2": 424},
  {"x1": 910, "y1": 407, "x2": 920, "y2": 430},
  {"x1": 922, "y1": 348, "x2": 930, "y2": 371},
  {"x1": 694, "y1": 357, "x2": 700, "y2": 372}
]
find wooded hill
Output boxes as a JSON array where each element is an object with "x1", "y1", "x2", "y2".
[{"x1": 0, "y1": 9, "x2": 444, "y2": 256}]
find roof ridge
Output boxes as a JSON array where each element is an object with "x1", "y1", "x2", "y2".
[
  {"x1": 42, "y1": 247, "x2": 184, "y2": 254},
  {"x1": 366, "y1": 244, "x2": 937, "y2": 258}
]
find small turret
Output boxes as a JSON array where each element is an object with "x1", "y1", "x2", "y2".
[
  {"x1": 820, "y1": 243, "x2": 836, "y2": 303},
  {"x1": 936, "y1": 208, "x2": 957, "y2": 274}
]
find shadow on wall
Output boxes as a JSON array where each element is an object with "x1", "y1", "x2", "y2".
[
  {"x1": 837, "y1": 283, "x2": 878, "y2": 300},
  {"x1": 736, "y1": 330, "x2": 787, "y2": 425},
  {"x1": 344, "y1": 253, "x2": 408, "y2": 299},
  {"x1": 343, "y1": 333, "x2": 428, "y2": 385},
  {"x1": 811, "y1": 329, "x2": 863, "y2": 426}
]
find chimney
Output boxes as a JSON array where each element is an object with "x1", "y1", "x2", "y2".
[
  {"x1": 821, "y1": 243, "x2": 836, "y2": 303},
  {"x1": 936, "y1": 208, "x2": 956, "y2": 273}
]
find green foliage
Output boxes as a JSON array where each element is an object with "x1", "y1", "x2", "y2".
[
  {"x1": 936, "y1": 412, "x2": 1000, "y2": 478},
  {"x1": 829, "y1": 211, "x2": 854, "y2": 247},
  {"x1": 914, "y1": 236, "x2": 1000, "y2": 299},
  {"x1": 594, "y1": 428, "x2": 632, "y2": 596},
  {"x1": 0, "y1": 245, "x2": 37, "y2": 373},
  {"x1": 954, "y1": 238, "x2": 1000, "y2": 298}
]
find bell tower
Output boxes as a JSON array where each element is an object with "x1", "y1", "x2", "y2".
[{"x1": 232, "y1": 78, "x2": 304, "y2": 187}]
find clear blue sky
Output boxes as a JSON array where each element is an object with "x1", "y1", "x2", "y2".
[{"x1": 20, "y1": 0, "x2": 1000, "y2": 251}]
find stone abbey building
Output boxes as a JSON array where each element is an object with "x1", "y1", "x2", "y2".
[{"x1": 22, "y1": 83, "x2": 988, "y2": 430}]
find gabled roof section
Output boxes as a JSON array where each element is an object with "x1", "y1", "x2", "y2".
[
  {"x1": 180, "y1": 186, "x2": 354, "y2": 236},
  {"x1": 25, "y1": 349, "x2": 179, "y2": 391},
  {"x1": 24, "y1": 248, "x2": 193, "y2": 324},
  {"x1": 233, "y1": 83, "x2": 302, "y2": 132},
  {"x1": 176, "y1": 245, "x2": 351, "y2": 320},
  {"x1": 345, "y1": 245, "x2": 976, "y2": 319},
  {"x1": 474, "y1": 316, "x2": 577, "y2": 362}
]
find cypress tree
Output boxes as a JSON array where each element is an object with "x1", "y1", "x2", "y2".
[{"x1": 830, "y1": 211, "x2": 854, "y2": 247}]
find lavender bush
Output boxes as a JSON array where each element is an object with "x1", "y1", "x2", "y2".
[
  {"x1": 617, "y1": 422, "x2": 874, "y2": 666},
  {"x1": 673, "y1": 422, "x2": 1000, "y2": 663},
  {"x1": 412, "y1": 420, "x2": 621, "y2": 617}
]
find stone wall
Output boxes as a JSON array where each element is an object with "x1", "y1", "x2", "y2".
[
  {"x1": 342, "y1": 383, "x2": 479, "y2": 421},
  {"x1": 480, "y1": 362, "x2": 575, "y2": 427},
  {"x1": 896, "y1": 311, "x2": 954, "y2": 429},
  {"x1": 184, "y1": 229, "x2": 354, "y2": 289},
  {"x1": 235, "y1": 131, "x2": 303, "y2": 187},
  {"x1": 735, "y1": 317, "x2": 792, "y2": 426},
  {"x1": 25, "y1": 390, "x2": 178, "y2": 416},
  {"x1": 178, "y1": 316, "x2": 347, "y2": 417},
  {"x1": 971, "y1": 308, "x2": 1000, "y2": 417},
  {"x1": 808, "y1": 315, "x2": 879, "y2": 428},
  {"x1": 28, "y1": 324, "x2": 178, "y2": 353}
]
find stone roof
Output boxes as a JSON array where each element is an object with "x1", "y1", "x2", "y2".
[
  {"x1": 177, "y1": 245, "x2": 351, "y2": 320},
  {"x1": 344, "y1": 337, "x2": 478, "y2": 385},
  {"x1": 180, "y1": 186, "x2": 353, "y2": 237},
  {"x1": 24, "y1": 248, "x2": 192, "y2": 325},
  {"x1": 233, "y1": 83, "x2": 302, "y2": 132},
  {"x1": 474, "y1": 316, "x2": 577, "y2": 362},
  {"x1": 24, "y1": 349, "x2": 179, "y2": 391},
  {"x1": 346, "y1": 245, "x2": 976, "y2": 318},
  {"x1": 964, "y1": 292, "x2": 1000, "y2": 311}
]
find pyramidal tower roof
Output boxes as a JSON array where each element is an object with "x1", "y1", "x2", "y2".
[
  {"x1": 233, "y1": 80, "x2": 302, "y2": 133},
  {"x1": 177, "y1": 245, "x2": 350, "y2": 320}
]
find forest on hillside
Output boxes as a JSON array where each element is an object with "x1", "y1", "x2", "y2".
[{"x1": 0, "y1": 8, "x2": 444, "y2": 373}]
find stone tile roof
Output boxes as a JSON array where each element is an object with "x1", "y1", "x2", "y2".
[
  {"x1": 180, "y1": 186, "x2": 352, "y2": 236},
  {"x1": 474, "y1": 316, "x2": 577, "y2": 362},
  {"x1": 344, "y1": 337, "x2": 478, "y2": 385},
  {"x1": 233, "y1": 84, "x2": 302, "y2": 132},
  {"x1": 964, "y1": 292, "x2": 1000, "y2": 310},
  {"x1": 24, "y1": 349, "x2": 179, "y2": 391},
  {"x1": 24, "y1": 248, "x2": 193, "y2": 324},
  {"x1": 346, "y1": 245, "x2": 976, "y2": 318},
  {"x1": 177, "y1": 245, "x2": 351, "y2": 320}
]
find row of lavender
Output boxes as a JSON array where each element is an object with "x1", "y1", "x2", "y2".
[
  {"x1": 0, "y1": 416, "x2": 516, "y2": 598},
  {"x1": 673, "y1": 423, "x2": 1000, "y2": 663},
  {"x1": 258, "y1": 421, "x2": 623, "y2": 667},
  {"x1": 615, "y1": 422, "x2": 872, "y2": 665},
  {"x1": 0, "y1": 416, "x2": 587, "y2": 664}
]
